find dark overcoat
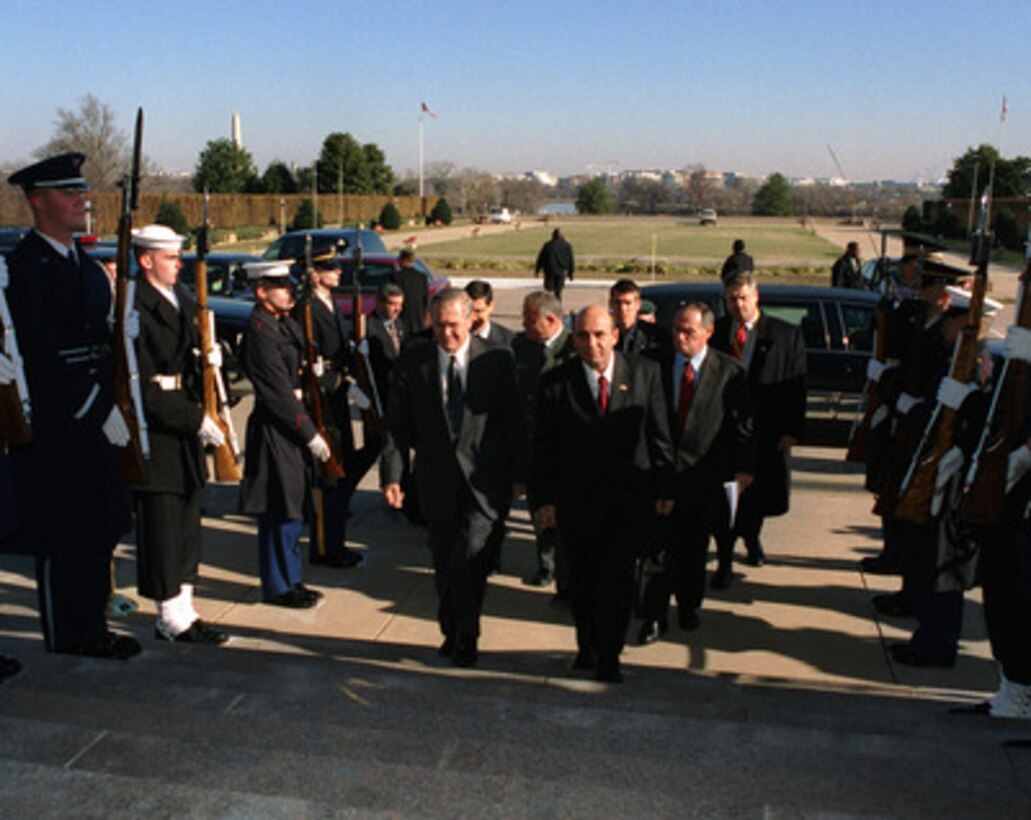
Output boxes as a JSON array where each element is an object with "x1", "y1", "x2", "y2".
[{"x1": 4, "y1": 231, "x2": 130, "y2": 553}]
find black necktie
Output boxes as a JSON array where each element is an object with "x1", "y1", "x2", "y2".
[{"x1": 447, "y1": 355, "x2": 463, "y2": 439}]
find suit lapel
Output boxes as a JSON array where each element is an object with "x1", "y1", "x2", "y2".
[{"x1": 608, "y1": 352, "x2": 632, "y2": 414}]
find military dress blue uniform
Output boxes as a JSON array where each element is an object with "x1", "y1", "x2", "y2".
[{"x1": 5, "y1": 230, "x2": 131, "y2": 652}]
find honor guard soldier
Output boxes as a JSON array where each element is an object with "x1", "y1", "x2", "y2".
[
  {"x1": 4, "y1": 153, "x2": 139, "y2": 659},
  {"x1": 130, "y1": 225, "x2": 229, "y2": 644},
  {"x1": 294, "y1": 242, "x2": 377, "y2": 569},
  {"x1": 239, "y1": 262, "x2": 329, "y2": 608}
]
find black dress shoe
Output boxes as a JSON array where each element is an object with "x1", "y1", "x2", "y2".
[
  {"x1": 453, "y1": 638, "x2": 478, "y2": 668},
  {"x1": 872, "y1": 592, "x2": 914, "y2": 618},
  {"x1": 68, "y1": 632, "x2": 142, "y2": 660},
  {"x1": 678, "y1": 610, "x2": 701, "y2": 631},
  {"x1": 889, "y1": 642, "x2": 956, "y2": 668},
  {"x1": 570, "y1": 648, "x2": 596, "y2": 671},
  {"x1": 522, "y1": 568, "x2": 554, "y2": 587},
  {"x1": 860, "y1": 555, "x2": 901, "y2": 576},
  {"x1": 636, "y1": 619, "x2": 667, "y2": 646},
  {"x1": 595, "y1": 661, "x2": 624, "y2": 684},
  {"x1": 293, "y1": 583, "x2": 324, "y2": 601},
  {"x1": 745, "y1": 543, "x2": 765, "y2": 566},
  {"x1": 0, "y1": 655, "x2": 22, "y2": 681},
  {"x1": 156, "y1": 620, "x2": 229, "y2": 645},
  {"x1": 438, "y1": 636, "x2": 455, "y2": 658},
  {"x1": 264, "y1": 588, "x2": 317, "y2": 609},
  {"x1": 711, "y1": 566, "x2": 732, "y2": 590},
  {"x1": 310, "y1": 550, "x2": 364, "y2": 569}
]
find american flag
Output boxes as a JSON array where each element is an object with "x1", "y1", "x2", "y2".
[{"x1": 420, "y1": 102, "x2": 438, "y2": 119}]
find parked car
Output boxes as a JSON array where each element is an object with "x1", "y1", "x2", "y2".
[
  {"x1": 698, "y1": 208, "x2": 718, "y2": 226},
  {"x1": 0, "y1": 226, "x2": 32, "y2": 256},
  {"x1": 179, "y1": 252, "x2": 260, "y2": 297},
  {"x1": 641, "y1": 282, "x2": 880, "y2": 436},
  {"x1": 262, "y1": 228, "x2": 388, "y2": 262}
]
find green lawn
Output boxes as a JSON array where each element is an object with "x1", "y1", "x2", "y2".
[{"x1": 421, "y1": 217, "x2": 841, "y2": 263}]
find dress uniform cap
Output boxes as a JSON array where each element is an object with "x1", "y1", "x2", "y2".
[
  {"x1": 244, "y1": 261, "x2": 293, "y2": 282},
  {"x1": 132, "y1": 224, "x2": 185, "y2": 251},
  {"x1": 896, "y1": 231, "x2": 948, "y2": 262},
  {"x1": 921, "y1": 258, "x2": 969, "y2": 286},
  {"x1": 8, "y1": 152, "x2": 90, "y2": 191}
]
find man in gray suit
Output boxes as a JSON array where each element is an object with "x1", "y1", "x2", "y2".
[{"x1": 381, "y1": 288, "x2": 526, "y2": 667}]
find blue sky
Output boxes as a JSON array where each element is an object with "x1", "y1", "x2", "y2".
[{"x1": 2, "y1": 0, "x2": 1029, "y2": 182}]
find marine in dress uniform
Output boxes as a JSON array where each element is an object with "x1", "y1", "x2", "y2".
[
  {"x1": 130, "y1": 225, "x2": 228, "y2": 644},
  {"x1": 4, "y1": 153, "x2": 138, "y2": 659},
  {"x1": 239, "y1": 262, "x2": 331, "y2": 608}
]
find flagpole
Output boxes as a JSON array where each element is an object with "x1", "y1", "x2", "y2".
[{"x1": 418, "y1": 115, "x2": 424, "y2": 200}]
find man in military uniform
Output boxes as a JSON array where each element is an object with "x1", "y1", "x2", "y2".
[
  {"x1": 4, "y1": 153, "x2": 138, "y2": 659},
  {"x1": 239, "y1": 262, "x2": 331, "y2": 608},
  {"x1": 131, "y1": 225, "x2": 228, "y2": 644}
]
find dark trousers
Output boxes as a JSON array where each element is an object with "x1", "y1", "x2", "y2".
[
  {"x1": 567, "y1": 527, "x2": 637, "y2": 669},
  {"x1": 982, "y1": 514, "x2": 1031, "y2": 684},
  {"x1": 545, "y1": 274, "x2": 566, "y2": 301},
  {"x1": 309, "y1": 442, "x2": 379, "y2": 561},
  {"x1": 640, "y1": 477, "x2": 722, "y2": 622},
  {"x1": 714, "y1": 483, "x2": 763, "y2": 561},
  {"x1": 427, "y1": 500, "x2": 496, "y2": 642},
  {"x1": 36, "y1": 544, "x2": 113, "y2": 652},
  {"x1": 533, "y1": 515, "x2": 570, "y2": 592},
  {"x1": 135, "y1": 488, "x2": 202, "y2": 601},
  {"x1": 257, "y1": 513, "x2": 304, "y2": 598}
]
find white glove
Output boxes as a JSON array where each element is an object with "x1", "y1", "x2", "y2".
[
  {"x1": 866, "y1": 359, "x2": 888, "y2": 383},
  {"x1": 348, "y1": 382, "x2": 371, "y2": 410},
  {"x1": 312, "y1": 357, "x2": 325, "y2": 378},
  {"x1": 931, "y1": 446, "x2": 965, "y2": 517},
  {"x1": 357, "y1": 338, "x2": 370, "y2": 356},
  {"x1": 1007, "y1": 445, "x2": 1031, "y2": 494},
  {"x1": 0, "y1": 255, "x2": 8, "y2": 289},
  {"x1": 936, "y1": 377, "x2": 976, "y2": 411},
  {"x1": 870, "y1": 403, "x2": 889, "y2": 430},
  {"x1": 205, "y1": 343, "x2": 223, "y2": 370},
  {"x1": 197, "y1": 414, "x2": 226, "y2": 448},
  {"x1": 124, "y1": 309, "x2": 140, "y2": 341},
  {"x1": 307, "y1": 433, "x2": 331, "y2": 463},
  {"x1": 102, "y1": 406, "x2": 131, "y2": 447},
  {"x1": 1004, "y1": 325, "x2": 1031, "y2": 364},
  {"x1": 0, "y1": 353, "x2": 14, "y2": 385},
  {"x1": 896, "y1": 392, "x2": 922, "y2": 416}
]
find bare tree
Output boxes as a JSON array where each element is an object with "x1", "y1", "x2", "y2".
[{"x1": 36, "y1": 94, "x2": 138, "y2": 189}]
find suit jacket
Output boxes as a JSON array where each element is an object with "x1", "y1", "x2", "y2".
[
  {"x1": 4, "y1": 231, "x2": 130, "y2": 553},
  {"x1": 532, "y1": 352, "x2": 675, "y2": 548},
  {"x1": 381, "y1": 337, "x2": 526, "y2": 537},
  {"x1": 660, "y1": 347, "x2": 755, "y2": 485},
  {"x1": 133, "y1": 277, "x2": 205, "y2": 495},
  {"x1": 712, "y1": 312, "x2": 805, "y2": 515},
  {"x1": 616, "y1": 320, "x2": 671, "y2": 356},
  {"x1": 535, "y1": 237, "x2": 575, "y2": 288},
  {"x1": 512, "y1": 327, "x2": 577, "y2": 445},
  {"x1": 365, "y1": 310, "x2": 404, "y2": 407},
  {"x1": 239, "y1": 305, "x2": 317, "y2": 519},
  {"x1": 391, "y1": 266, "x2": 428, "y2": 338},
  {"x1": 477, "y1": 321, "x2": 515, "y2": 349}
]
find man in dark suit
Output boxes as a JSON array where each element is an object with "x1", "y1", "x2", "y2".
[
  {"x1": 720, "y1": 239, "x2": 754, "y2": 282},
  {"x1": 364, "y1": 282, "x2": 405, "y2": 408},
  {"x1": 609, "y1": 278, "x2": 672, "y2": 356},
  {"x1": 637, "y1": 303, "x2": 755, "y2": 644},
  {"x1": 535, "y1": 228, "x2": 575, "y2": 301},
  {"x1": 465, "y1": 279, "x2": 515, "y2": 348},
  {"x1": 831, "y1": 242, "x2": 864, "y2": 289},
  {"x1": 381, "y1": 287, "x2": 526, "y2": 667},
  {"x1": 391, "y1": 248, "x2": 428, "y2": 338},
  {"x1": 131, "y1": 225, "x2": 228, "y2": 644},
  {"x1": 532, "y1": 305, "x2": 675, "y2": 683},
  {"x1": 711, "y1": 272, "x2": 806, "y2": 567},
  {"x1": 4, "y1": 153, "x2": 138, "y2": 660},
  {"x1": 512, "y1": 291, "x2": 577, "y2": 591},
  {"x1": 240, "y1": 262, "x2": 332, "y2": 609}
]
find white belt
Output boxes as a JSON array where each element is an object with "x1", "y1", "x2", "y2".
[{"x1": 152, "y1": 374, "x2": 182, "y2": 391}]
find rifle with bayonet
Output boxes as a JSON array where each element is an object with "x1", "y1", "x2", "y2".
[
  {"x1": 112, "y1": 107, "x2": 150, "y2": 484},
  {"x1": 300, "y1": 233, "x2": 346, "y2": 483},
  {"x1": 0, "y1": 260, "x2": 31, "y2": 444},
  {"x1": 891, "y1": 194, "x2": 991, "y2": 525},
  {"x1": 846, "y1": 230, "x2": 892, "y2": 463},
  {"x1": 960, "y1": 236, "x2": 1031, "y2": 525},
  {"x1": 349, "y1": 235, "x2": 383, "y2": 442},
  {"x1": 194, "y1": 191, "x2": 242, "y2": 482}
]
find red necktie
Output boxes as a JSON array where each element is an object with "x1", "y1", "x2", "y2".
[
  {"x1": 677, "y1": 362, "x2": 695, "y2": 437},
  {"x1": 732, "y1": 323, "x2": 748, "y2": 360},
  {"x1": 598, "y1": 375, "x2": 609, "y2": 416}
]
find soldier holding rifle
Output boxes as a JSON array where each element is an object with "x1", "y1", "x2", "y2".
[
  {"x1": 129, "y1": 225, "x2": 229, "y2": 644},
  {"x1": 3, "y1": 153, "x2": 138, "y2": 659},
  {"x1": 239, "y1": 262, "x2": 330, "y2": 608}
]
